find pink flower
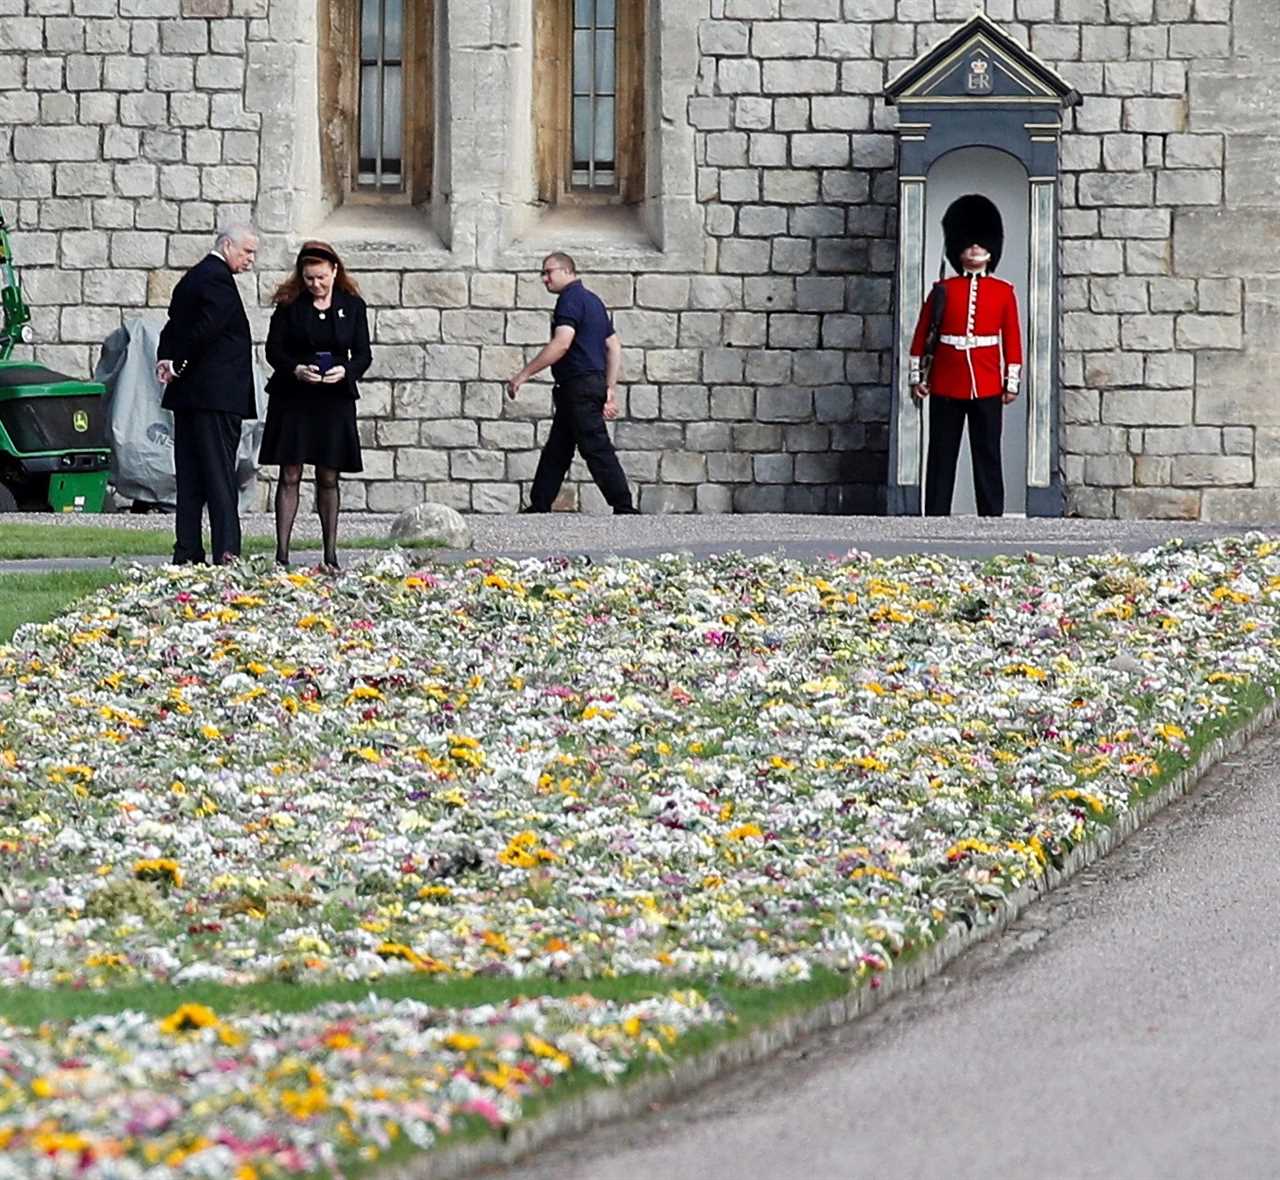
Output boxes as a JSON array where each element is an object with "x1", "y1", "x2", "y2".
[
  {"x1": 124, "y1": 1094, "x2": 182, "y2": 1135},
  {"x1": 460, "y1": 1097, "x2": 505, "y2": 1128}
]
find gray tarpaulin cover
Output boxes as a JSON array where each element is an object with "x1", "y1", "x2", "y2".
[{"x1": 94, "y1": 318, "x2": 266, "y2": 510}]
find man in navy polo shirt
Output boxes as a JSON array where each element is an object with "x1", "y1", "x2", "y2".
[{"x1": 506, "y1": 252, "x2": 638, "y2": 514}]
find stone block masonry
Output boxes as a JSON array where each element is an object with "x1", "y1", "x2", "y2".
[{"x1": 3, "y1": 0, "x2": 1280, "y2": 521}]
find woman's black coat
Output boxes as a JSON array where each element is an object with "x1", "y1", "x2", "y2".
[{"x1": 264, "y1": 288, "x2": 372, "y2": 400}]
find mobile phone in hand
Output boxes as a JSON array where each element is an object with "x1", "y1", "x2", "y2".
[{"x1": 315, "y1": 351, "x2": 334, "y2": 374}]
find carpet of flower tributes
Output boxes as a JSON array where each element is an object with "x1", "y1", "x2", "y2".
[
  {"x1": 1, "y1": 536, "x2": 1279, "y2": 1176},
  {"x1": 0, "y1": 989, "x2": 722, "y2": 1178}
]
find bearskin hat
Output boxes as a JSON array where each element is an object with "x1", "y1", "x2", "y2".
[{"x1": 943, "y1": 193, "x2": 1004, "y2": 274}]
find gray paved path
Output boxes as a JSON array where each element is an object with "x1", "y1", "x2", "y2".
[
  {"x1": 502, "y1": 724, "x2": 1280, "y2": 1180},
  {"x1": 0, "y1": 512, "x2": 1259, "y2": 571}
]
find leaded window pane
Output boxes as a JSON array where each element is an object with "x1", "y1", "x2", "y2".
[
  {"x1": 594, "y1": 96, "x2": 614, "y2": 163},
  {"x1": 572, "y1": 96, "x2": 592, "y2": 165},
  {"x1": 357, "y1": 0, "x2": 405, "y2": 190},
  {"x1": 382, "y1": 64, "x2": 403, "y2": 169},
  {"x1": 569, "y1": 0, "x2": 618, "y2": 191},
  {"x1": 595, "y1": 29, "x2": 615, "y2": 93},
  {"x1": 360, "y1": 0, "x2": 380, "y2": 56},
  {"x1": 383, "y1": 0, "x2": 403, "y2": 59},
  {"x1": 573, "y1": 29, "x2": 592, "y2": 94}
]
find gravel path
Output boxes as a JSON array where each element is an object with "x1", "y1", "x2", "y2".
[{"x1": 0, "y1": 509, "x2": 1256, "y2": 561}]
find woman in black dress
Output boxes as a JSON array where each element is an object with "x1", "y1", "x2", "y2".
[{"x1": 261, "y1": 240, "x2": 371, "y2": 571}]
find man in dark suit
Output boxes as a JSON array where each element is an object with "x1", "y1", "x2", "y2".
[{"x1": 156, "y1": 223, "x2": 259, "y2": 564}]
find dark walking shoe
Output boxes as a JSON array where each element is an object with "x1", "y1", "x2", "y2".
[
  {"x1": 519, "y1": 506, "x2": 550, "y2": 514},
  {"x1": 613, "y1": 505, "x2": 640, "y2": 515}
]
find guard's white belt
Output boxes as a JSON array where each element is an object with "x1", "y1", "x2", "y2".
[{"x1": 940, "y1": 334, "x2": 999, "y2": 349}]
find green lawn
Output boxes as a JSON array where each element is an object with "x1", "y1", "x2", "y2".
[
  {"x1": 0, "y1": 522, "x2": 442, "y2": 560},
  {"x1": 0, "y1": 569, "x2": 122, "y2": 642}
]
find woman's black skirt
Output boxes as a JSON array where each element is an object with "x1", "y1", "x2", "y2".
[{"x1": 258, "y1": 389, "x2": 363, "y2": 472}]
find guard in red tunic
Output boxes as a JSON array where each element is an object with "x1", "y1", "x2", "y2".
[{"x1": 909, "y1": 194, "x2": 1022, "y2": 517}]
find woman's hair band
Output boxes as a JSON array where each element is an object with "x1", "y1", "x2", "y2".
[{"x1": 297, "y1": 244, "x2": 340, "y2": 267}]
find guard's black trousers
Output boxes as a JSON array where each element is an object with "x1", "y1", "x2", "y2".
[
  {"x1": 528, "y1": 374, "x2": 633, "y2": 512},
  {"x1": 172, "y1": 408, "x2": 243, "y2": 564},
  {"x1": 925, "y1": 394, "x2": 1005, "y2": 517}
]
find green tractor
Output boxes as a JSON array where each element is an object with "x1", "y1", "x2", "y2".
[{"x1": 0, "y1": 208, "x2": 111, "y2": 513}]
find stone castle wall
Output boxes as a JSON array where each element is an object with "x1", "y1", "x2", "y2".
[{"x1": 2, "y1": 0, "x2": 1278, "y2": 518}]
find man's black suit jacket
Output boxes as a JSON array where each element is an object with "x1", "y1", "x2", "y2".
[{"x1": 158, "y1": 253, "x2": 257, "y2": 418}]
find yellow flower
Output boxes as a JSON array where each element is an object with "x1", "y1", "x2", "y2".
[
  {"x1": 1002, "y1": 661, "x2": 1047, "y2": 680},
  {"x1": 445, "y1": 1031, "x2": 483, "y2": 1052},
  {"x1": 726, "y1": 823, "x2": 763, "y2": 841},
  {"x1": 801, "y1": 676, "x2": 844, "y2": 696},
  {"x1": 375, "y1": 941, "x2": 448, "y2": 972},
  {"x1": 481, "y1": 929, "x2": 513, "y2": 955},
  {"x1": 498, "y1": 830, "x2": 554, "y2": 869},
  {"x1": 281, "y1": 1085, "x2": 329, "y2": 1119},
  {"x1": 944, "y1": 838, "x2": 998, "y2": 862},
  {"x1": 1048, "y1": 788, "x2": 1106, "y2": 815},
  {"x1": 133, "y1": 857, "x2": 183, "y2": 887},
  {"x1": 85, "y1": 952, "x2": 128, "y2": 969},
  {"x1": 448, "y1": 735, "x2": 486, "y2": 768},
  {"x1": 849, "y1": 865, "x2": 900, "y2": 883},
  {"x1": 158, "y1": 1002, "x2": 220, "y2": 1034}
]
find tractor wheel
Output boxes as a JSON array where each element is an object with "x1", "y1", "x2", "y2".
[{"x1": 0, "y1": 484, "x2": 17, "y2": 513}]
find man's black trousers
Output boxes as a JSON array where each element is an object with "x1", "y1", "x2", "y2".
[
  {"x1": 172, "y1": 408, "x2": 243, "y2": 564},
  {"x1": 528, "y1": 374, "x2": 633, "y2": 512},
  {"x1": 924, "y1": 394, "x2": 1005, "y2": 517}
]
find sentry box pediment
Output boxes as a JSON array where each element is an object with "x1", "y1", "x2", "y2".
[{"x1": 885, "y1": 13, "x2": 1081, "y2": 110}]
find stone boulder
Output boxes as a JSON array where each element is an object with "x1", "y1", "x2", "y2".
[{"x1": 388, "y1": 502, "x2": 473, "y2": 550}]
